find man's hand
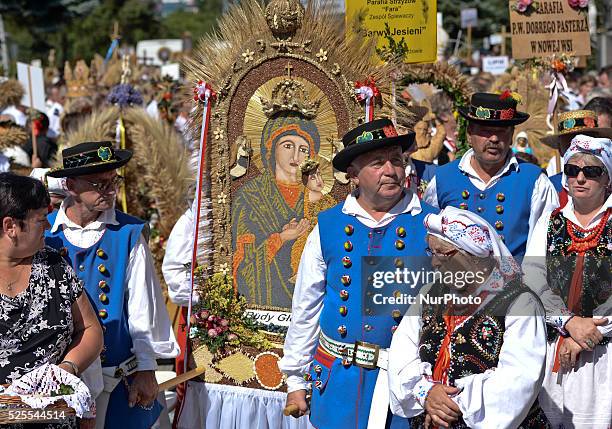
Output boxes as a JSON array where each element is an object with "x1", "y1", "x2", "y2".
[
  {"x1": 424, "y1": 384, "x2": 461, "y2": 428},
  {"x1": 559, "y1": 337, "x2": 583, "y2": 372},
  {"x1": 285, "y1": 389, "x2": 309, "y2": 418},
  {"x1": 128, "y1": 370, "x2": 158, "y2": 409},
  {"x1": 565, "y1": 316, "x2": 607, "y2": 351}
]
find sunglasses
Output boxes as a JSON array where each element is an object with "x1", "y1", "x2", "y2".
[
  {"x1": 564, "y1": 164, "x2": 606, "y2": 179},
  {"x1": 79, "y1": 175, "x2": 125, "y2": 193}
]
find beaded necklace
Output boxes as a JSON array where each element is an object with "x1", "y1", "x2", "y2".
[{"x1": 566, "y1": 209, "x2": 610, "y2": 254}]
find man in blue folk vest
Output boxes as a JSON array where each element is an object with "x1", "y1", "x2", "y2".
[
  {"x1": 280, "y1": 118, "x2": 437, "y2": 429},
  {"x1": 423, "y1": 92, "x2": 558, "y2": 262},
  {"x1": 45, "y1": 141, "x2": 179, "y2": 429}
]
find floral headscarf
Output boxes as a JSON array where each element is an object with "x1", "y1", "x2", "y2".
[
  {"x1": 562, "y1": 134, "x2": 612, "y2": 188},
  {"x1": 424, "y1": 206, "x2": 521, "y2": 280}
]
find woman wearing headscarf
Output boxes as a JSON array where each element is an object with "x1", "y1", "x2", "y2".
[
  {"x1": 523, "y1": 134, "x2": 612, "y2": 428},
  {"x1": 388, "y1": 206, "x2": 550, "y2": 429},
  {"x1": 232, "y1": 113, "x2": 321, "y2": 308}
]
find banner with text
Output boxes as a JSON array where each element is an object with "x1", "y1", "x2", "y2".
[
  {"x1": 509, "y1": 0, "x2": 590, "y2": 60},
  {"x1": 346, "y1": 0, "x2": 437, "y2": 63}
]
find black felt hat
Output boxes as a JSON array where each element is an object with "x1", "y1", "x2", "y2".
[
  {"x1": 332, "y1": 118, "x2": 415, "y2": 172},
  {"x1": 47, "y1": 141, "x2": 132, "y2": 178},
  {"x1": 458, "y1": 92, "x2": 529, "y2": 127}
]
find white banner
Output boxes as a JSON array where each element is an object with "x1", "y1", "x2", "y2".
[
  {"x1": 482, "y1": 56, "x2": 509, "y2": 75},
  {"x1": 461, "y1": 8, "x2": 478, "y2": 29},
  {"x1": 17, "y1": 62, "x2": 46, "y2": 112}
]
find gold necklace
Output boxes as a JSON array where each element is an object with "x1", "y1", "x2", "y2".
[{"x1": 0, "y1": 265, "x2": 25, "y2": 292}]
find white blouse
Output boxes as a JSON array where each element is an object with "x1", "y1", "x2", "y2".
[
  {"x1": 388, "y1": 283, "x2": 548, "y2": 429},
  {"x1": 162, "y1": 208, "x2": 200, "y2": 307}
]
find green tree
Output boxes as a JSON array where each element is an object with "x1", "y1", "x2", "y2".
[
  {"x1": 161, "y1": 0, "x2": 224, "y2": 41},
  {"x1": 438, "y1": 0, "x2": 510, "y2": 52},
  {"x1": 1, "y1": 0, "x2": 97, "y2": 66},
  {"x1": 66, "y1": 0, "x2": 161, "y2": 61}
]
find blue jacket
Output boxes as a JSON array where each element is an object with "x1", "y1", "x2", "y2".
[
  {"x1": 308, "y1": 200, "x2": 437, "y2": 429},
  {"x1": 45, "y1": 210, "x2": 162, "y2": 429},
  {"x1": 435, "y1": 159, "x2": 541, "y2": 262}
]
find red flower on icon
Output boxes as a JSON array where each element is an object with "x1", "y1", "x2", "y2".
[{"x1": 584, "y1": 117, "x2": 596, "y2": 128}]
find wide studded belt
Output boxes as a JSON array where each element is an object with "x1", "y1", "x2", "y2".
[
  {"x1": 318, "y1": 331, "x2": 389, "y2": 370},
  {"x1": 112, "y1": 355, "x2": 138, "y2": 378}
]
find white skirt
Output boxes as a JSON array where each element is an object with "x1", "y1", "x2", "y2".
[{"x1": 539, "y1": 337, "x2": 612, "y2": 428}]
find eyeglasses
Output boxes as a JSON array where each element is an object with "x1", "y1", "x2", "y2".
[
  {"x1": 80, "y1": 175, "x2": 124, "y2": 193},
  {"x1": 564, "y1": 164, "x2": 606, "y2": 179},
  {"x1": 425, "y1": 247, "x2": 459, "y2": 259}
]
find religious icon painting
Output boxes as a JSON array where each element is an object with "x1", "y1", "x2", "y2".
[{"x1": 185, "y1": 0, "x2": 399, "y2": 313}]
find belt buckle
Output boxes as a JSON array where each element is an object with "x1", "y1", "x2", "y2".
[
  {"x1": 115, "y1": 356, "x2": 138, "y2": 378},
  {"x1": 353, "y1": 341, "x2": 380, "y2": 369}
]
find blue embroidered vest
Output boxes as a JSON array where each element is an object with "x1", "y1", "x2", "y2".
[
  {"x1": 46, "y1": 210, "x2": 145, "y2": 367},
  {"x1": 435, "y1": 159, "x2": 541, "y2": 262},
  {"x1": 307, "y1": 200, "x2": 436, "y2": 429}
]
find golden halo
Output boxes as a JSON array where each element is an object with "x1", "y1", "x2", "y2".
[{"x1": 243, "y1": 76, "x2": 337, "y2": 195}]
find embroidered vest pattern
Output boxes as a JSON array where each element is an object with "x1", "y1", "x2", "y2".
[
  {"x1": 545, "y1": 210, "x2": 612, "y2": 343},
  {"x1": 411, "y1": 281, "x2": 550, "y2": 429}
]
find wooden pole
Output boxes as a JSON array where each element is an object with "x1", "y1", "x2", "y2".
[
  {"x1": 27, "y1": 65, "x2": 37, "y2": 161},
  {"x1": 158, "y1": 367, "x2": 206, "y2": 391},
  {"x1": 501, "y1": 25, "x2": 507, "y2": 56},
  {"x1": 453, "y1": 29, "x2": 462, "y2": 58},
  {"x1": 466, "y1": 26, "x2": 472, "y2": 62},
  {"x1": 111, "y1": 21, "x2": 120, "y2": 41}
]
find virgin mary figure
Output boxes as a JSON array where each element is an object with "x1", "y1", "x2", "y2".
[{"x1": 232, "y1": 112, "x2": 321, "y2": 308}]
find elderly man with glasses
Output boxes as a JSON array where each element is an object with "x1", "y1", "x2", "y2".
[{"x1": 45, "y1": 141, "x2": 179, "y2": 429}]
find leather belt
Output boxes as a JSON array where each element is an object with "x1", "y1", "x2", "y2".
[
  {"x1": 112, "y1": 355, "x2": 139, "y2": 378},
  {"x1": 319, "y1": 331, "x2": 388, "y2": 370}
]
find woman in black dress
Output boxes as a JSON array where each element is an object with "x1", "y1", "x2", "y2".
[{"x1": 0, "y1": 173, "x2": 103, "y2": 428}]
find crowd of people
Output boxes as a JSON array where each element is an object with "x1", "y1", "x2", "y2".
[
  {"x1": 280, "y1": 88, "x2": 611, "y2": 429},
  {"x1": 0, "y1": 45, "x2": 610, "y2": 429}
]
